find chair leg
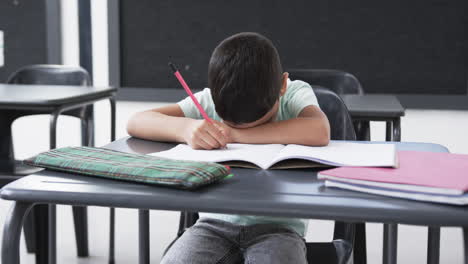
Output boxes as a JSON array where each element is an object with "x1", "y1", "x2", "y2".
[
  {"x1": 87, "y1": 115, "x2": 95, "y2": 147},
  {"x1": 81, "y1": 115, "x2": 90, "y2": 147},
  {"x1": 354, "y1": 121, "x2": 371, "y2": 141},
  {"x1": 23, "y1": 209, "x2": 36, "y2": 253},
  {"x1": 354, "y1": 223, "x2": 367, "y2": 264},
  {"x1": 72, "y1": 206, "x2": 89, "y2": 257},
  {"x1": 177, "y1": 212, "x2": 186, "y2": 237},
  {"x1": 81, "y1": 108, "x2": 94, "y2": 147},
  {"x1": 334, "y1": 221, "x2": 364, "y2": 264}
]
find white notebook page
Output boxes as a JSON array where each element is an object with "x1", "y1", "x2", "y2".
[
  {"x1": 268, "y1": 141, "x2": 397, "y2": 167},
  {"x1": 150, "y1": 143, "x2": 285, "y2": 169}
]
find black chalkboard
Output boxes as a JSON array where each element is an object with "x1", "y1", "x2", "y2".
[
  {"x1": 0, "y1": 0, "x2": 47, "y2": 82},
  {"x1": 120, "y1": 0, "x2": 467, "y2": 94}
]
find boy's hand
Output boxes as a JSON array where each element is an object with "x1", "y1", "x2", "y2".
[
  {"x1": 211, "y1": 120, "x2": 239, "y2": 143},
  {"x1": 183, "y1": 119, "x2": 228, "y2": 149}
]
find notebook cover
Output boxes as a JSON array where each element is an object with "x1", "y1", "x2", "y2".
[
  {"x1": 324, "y1": 180, "x2": 468, "y2": 205},
  {"x1": 318, "y1": 151, "x2": 468, "y2": 192}
]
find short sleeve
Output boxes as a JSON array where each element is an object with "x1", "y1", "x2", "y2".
[
  {"x1": 176, "y1": 88, "x2": 218, "y2": 120},
  {"x1": 282, "y1": 79, "x2": 320, "y2": 118}
]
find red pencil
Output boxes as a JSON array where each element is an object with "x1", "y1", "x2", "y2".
[{"x1": 169, "y1": 62, "x2": 213, "y2": 123}]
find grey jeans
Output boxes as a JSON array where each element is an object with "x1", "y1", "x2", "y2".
[{"x1": 161, "y1": 218, "x2": 308, "y2": 264}]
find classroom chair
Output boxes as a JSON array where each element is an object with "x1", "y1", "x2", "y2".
[
  {"x1": 165, "y1": 87, "x2": 357, "y2": 264},
  {"x1": 288, "y1": 69, "x2": 369, "y2": 141},
  {"x1": 5, "y1": 64, "x2": 92, "y2": 257},
  {"x1": 289, "y1": 69, "x2": 369, "y2": 263},
  {"x1": 288, "y1": 69, "x2": 363, "y2": 95}
]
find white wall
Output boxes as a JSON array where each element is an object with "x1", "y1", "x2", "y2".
[
  {"x1": 90, "y1": 0, "x2": 109, "y2": 86},
  {"x1": 61, "y1": 0, "x2": 108, "y2": 87},
  {"x1": 60, "y1": 0, "x2": 79, "y2": 67}
]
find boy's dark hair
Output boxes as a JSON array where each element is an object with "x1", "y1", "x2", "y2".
[{"x1": 209, "y1": 32, "x2": 283, "y2": 124}]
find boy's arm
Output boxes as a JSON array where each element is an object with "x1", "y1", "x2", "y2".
[
  {"x1": 230, "y1": 105, "x2": 330, "y2": 146},
  {"x1": 127, "y1": 104, "x2": 227, "y2": 149},
  {"x1": 126, "y1": 104, "x2": 186, "y2": 142}
]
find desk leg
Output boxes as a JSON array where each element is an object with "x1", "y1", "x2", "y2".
[
  {"x1": 386, "y1": 121, "x2": 393, "y2": 141},
  {"x1": 33, "y1": 205, "x2": 49, "y2": 264},
  {"x1": 382, "y1": 118, "x2": 401, "y2": 264},
  {"x1": 48, "y1": 111, "x2": 60, "y2": 264},
  {"x1": 383, "y1": 224, "x2": 398, "y2": 264},
  {"x1": 108, "y1": 97, "x2": 117, "y2": 264},
  {"x1": 393, "y1": 118, "x2": 401, "y2": 142},
  {"x1": 139, "y1": 210, "x2": 150, "y2": 264},
  {"x1": 464, "y1": 227, "x2": 468, "y2": 264},
  {"x1": 49, "y1": 205, "x2": 56, "y2": 264},
  {"x1": 427, "y1": 227, "x2": 440, "y2": 264},
  {"x1": 2, "y1": 202, "x2": 34, "y2": 264},
  {"x1": 109, "y1": 208, "x2": 115, "y2": 264}
]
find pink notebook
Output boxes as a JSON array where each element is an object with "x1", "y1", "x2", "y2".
[{"x1": 318, "y1": 151, "x2": 468, "y2": 193}]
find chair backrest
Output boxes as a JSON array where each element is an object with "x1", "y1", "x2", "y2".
[
  {"x1": 313, "y1": 87, "x2": 356, "y2": 140},
  {"x1": 288, "y1": 69, "x2": 364, "y2": 95},
  {"x1": 6, "y1": 64, "x2": 91, "y2": 86}
]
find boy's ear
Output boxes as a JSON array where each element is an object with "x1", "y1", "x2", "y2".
[{"x1": 280, "y1": 72, "x2": 289, "y2": 96}]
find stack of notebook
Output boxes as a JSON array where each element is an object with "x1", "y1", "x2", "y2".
[{"x1": 318, "y1": 151, "x2": 468, "y2": 205}]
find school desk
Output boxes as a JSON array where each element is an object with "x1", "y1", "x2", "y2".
[
  {"x1": 341, "y1": 94, "x2": 405, "y2": 141},
  {"x1": 0, "y1": 83, "x2": 117, "y2": 264},
  {"x1": 1, "y1": 137, "x2": 462, "y2": 264}
]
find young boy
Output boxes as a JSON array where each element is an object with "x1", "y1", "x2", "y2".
[{"x1": 127, "y1": 32, "x2": 330, "y2": 264}]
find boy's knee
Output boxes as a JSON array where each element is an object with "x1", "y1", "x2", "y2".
[{"x1": 245, "y1": 233, "x2": 308, "y2": 264}]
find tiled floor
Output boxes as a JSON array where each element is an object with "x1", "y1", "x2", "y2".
[{"x1": 2, "y1": 100, "x2": 467, "y2": 263}]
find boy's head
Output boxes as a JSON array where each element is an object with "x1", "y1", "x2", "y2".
[{"x1": 209, "y1": 32, "x2": 287, "y2": 127}]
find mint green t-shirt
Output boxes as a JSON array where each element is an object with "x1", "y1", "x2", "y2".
[{"x1": 177, "y1": 79, "x2": 320, "y2": 236}]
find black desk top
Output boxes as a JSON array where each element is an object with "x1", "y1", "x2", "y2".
[
  {"x1": 0, "y1": 84, "x2": 117, "y2": 109},
  {"x1": 2, "y1": 137, "x2": 466, "y2": 227},
  {"x1": 340, "y1": 94, "x2": 405, "y2": 118}
]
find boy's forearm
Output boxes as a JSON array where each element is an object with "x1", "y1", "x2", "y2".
[
  {"x1": 127, "y1": 111, "x2": 191, "y2": 142},
  {"x1": 233, "y1": 118, "x2": 330, "y2": 146}
]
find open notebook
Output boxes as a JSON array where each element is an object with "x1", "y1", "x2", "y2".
[{"x1": 150, "y1": 141, "x2": 397, "y2": 169}]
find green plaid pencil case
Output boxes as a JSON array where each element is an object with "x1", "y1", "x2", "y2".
[{"x1": 24, "y1": 146, "x2": 231, "y2": 190}]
